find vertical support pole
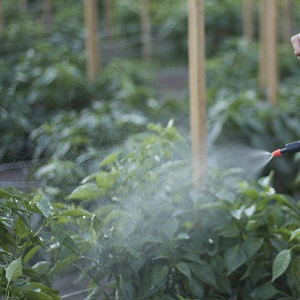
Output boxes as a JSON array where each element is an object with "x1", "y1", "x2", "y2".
[
  {"x1": 42, "y1": 0, "x2": 52, "y2": 32},
  {"x1": 259, "y1": 0, "x2": 278, "y2": 106},
  {"x1": 243, "y1": 0, "x2": 254, "y2": 41},
  {"x1": 84, "y1": 0, "x2": 100, "y2": 81},
  {"x1": 140, "y1": 0, "x2": 152, "y2": 62},
  {"x1": 266, "y1": 0, "x2": 278, "y2": 105},
  {"x1": 188, "y1": 0, "x2": 207, "y2": 187}
]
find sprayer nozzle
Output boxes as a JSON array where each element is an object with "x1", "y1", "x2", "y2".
[{"x1": 272, "y1": 149, "x2": 282, "y2": 157}]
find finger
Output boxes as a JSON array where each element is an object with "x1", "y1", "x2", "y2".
[{"x1": 291, "y1": 34, "x2": 300, "y2": 55}]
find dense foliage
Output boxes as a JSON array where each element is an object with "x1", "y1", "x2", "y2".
[
  {"x1": 3, "y1": 124, "x2": 300, "y2": 299},
  {"x1": 0, "y1": 187, "x2": 65, "y2": 299},
  {"x1": 2, "y1": 0, "x2": 300, "y2": 299}
]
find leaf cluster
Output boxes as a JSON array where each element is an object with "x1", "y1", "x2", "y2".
[
  {"x1": 0, "y1": 187, "x2": 66, "y2": 299},
  {"x1": 33, "y1": 122, "x2": 300, "y2": 299}
]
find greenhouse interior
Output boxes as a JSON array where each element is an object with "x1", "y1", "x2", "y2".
[{"x1": 1, "y1": 0, "x2": 300, "y2": 299}]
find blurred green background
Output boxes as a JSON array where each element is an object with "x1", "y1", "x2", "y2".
[{"x1": 2, "y1": 1, "x2": 300, "y2": 299}]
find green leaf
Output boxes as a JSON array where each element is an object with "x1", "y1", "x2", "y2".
[
  {"x1": 218, "y1": 224, "x2": 240, "y2": 237},
  {"x1": 215, "y1": 273, "x2": 231, "y2": 294},
  {"x1": 14, "y1": 216, "x2": 29, "y2": 239},
  {"x1": 175, "y1": 262, "x2": 191, "y2": 280},
  {"x1": 251, "y1": 282, "x2": 280, "y2": 300},
  {"x1": 0, "y1": 247, "x2": 11, "y2": 257},
  {"x1": 258, "y1": 172, "x2": 273, "y2": 188},
  {"x1": 224, "y1": 238, "x2": 263, "y2": 275},
  {"x1": 188, "y1": 278, "x2": 204, "y2": 298},
  {"x1": 246, "y1": 220, "x2": 259, "y2": 231},
  {"x1": 242, "y1": 237, "x2": 263, "y2": 259},
  {"x1": 50, "y1": 222, "x2": 65, "y2": 244},
  {"x1": 291, "y1": 256, "x2": 300, "y2": 290},
  {"x1": 2, "y1": 187, "x2": 24, "y2": 200},
  {"x1": 39, "y1": 66, "x2": 58, "y2": 87},
  {"x1": 246, "y1": 263, "x2": 268, "y2": 285},
  {"x1": 23, "y1": 290, "x2": 54, "y2": 300},
  {"x1": 189, "y1": 261, "x2": 216, "y2": 287},
  {"x1": 31, "y1": 282, "x2": 60, "y2": 295},
  {"x1": 62, "y1": 235, "x2": 80, "y2": 255},
  {"x1": 20, "y1": 282, "x2": 61, "y2": 299},
  {"x1": 6, "y1": 257, "x2": 22, "y2": 282},
  {"x1": 289, "y1": 228, "x2": 300, "y2": 242},
  {"x1": 66, "y1": 183, "x2": 105, "y2": 201},
  {"x1": 99, "y1": 151, "x2": 120, "y2": 167},
  {"x1": 183, "y1": 253, "x2": 203, "y2": 264},
  {"x1": 150, "y1": 265, "x2": 169, "y2": 291},
  {"x1": 94, "y1": 171, "x2": 118, "y2": 190},
  {"x1": 139, "y1": 266, "x2": 168, "y2": 299},
  {"x1": 224, "y1": 243, "x2": 246, "y2": 274},
  {"x1": 36, "y1": 196, "x2": 52, "y2": 218},
  {"x1": 272, "y1": 249, "x2": 291, "y2": 281},
  {"x1": 50, "y1": 222, "x2": 80, "y2": 255},
  {"x1": 271, "y1": 194, "x2": 299, "y2": 214},
  {"x1": 32, "y1": 261, "x2": 52, "y2": 274}
]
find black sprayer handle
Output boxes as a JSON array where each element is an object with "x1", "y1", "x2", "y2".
[{"x1": 281, "y1": 141, "x2": 300, "y2": 154}]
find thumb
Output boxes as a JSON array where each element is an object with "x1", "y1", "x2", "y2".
[{"x1": 291, "y1": 34, "x2": 300, "y2": 56}]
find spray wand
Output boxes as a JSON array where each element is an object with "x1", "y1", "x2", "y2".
[{"x1": 272, "y1": 141, "x2": 300, "y2": 157}]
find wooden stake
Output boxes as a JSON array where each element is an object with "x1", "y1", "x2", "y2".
[
  {"x1": 266, "y1": 0, "x2": 278, "y2": 105},
  {"x1": 140, "y1": 0, "x2": 152, "y2": 62},
  {"x1": 243, "y1": 0, "x2": 254, "y2": 41},
  {"x1": 84, "y1": 0, "x2": 100, "y2": 81},
  {"x1": 259, "y1": 0, "x2": 278, "y2": 105},
  {"x1": 188, "y1": 0, "x2": 207, "y2": 187}
]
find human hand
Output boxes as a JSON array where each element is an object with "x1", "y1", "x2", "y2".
[{"x1": 291, "y1": 33, "x2": 300, "y2": 60}]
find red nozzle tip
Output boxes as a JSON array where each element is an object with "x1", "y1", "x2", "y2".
[{"x1": 272, "y1": 149, "x2": 282, "y2": 157}]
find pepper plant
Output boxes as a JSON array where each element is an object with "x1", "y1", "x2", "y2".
[
  {"x1": 36, "y1": 122, "x2": 300, "y2": 299},
  {"x1": 0, "y1": 186, "x2": 82, "y2": 299}
]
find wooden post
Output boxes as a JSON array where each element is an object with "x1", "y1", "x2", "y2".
[
  {"x1": 188, "y1": 0, "x2": 207, "y2": 187},
  {"x1": 259, "y1": 0, "x2": 278, "y2": 106},
  {"x1": 140, "y1": 0, "x2": 152, "y2": 62},
  {"x1": 42, "y1": 0, "x2": 52, "y2": 31},
  {"x1": 84, "y1": 0, "x2": 100, "y2": 81},
  {"x1": 243, "y1": 0, "x2": 254, "y2": 41},
  {"x1": 266, "y1": 0, "x2": 278, "y2": 105}
]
